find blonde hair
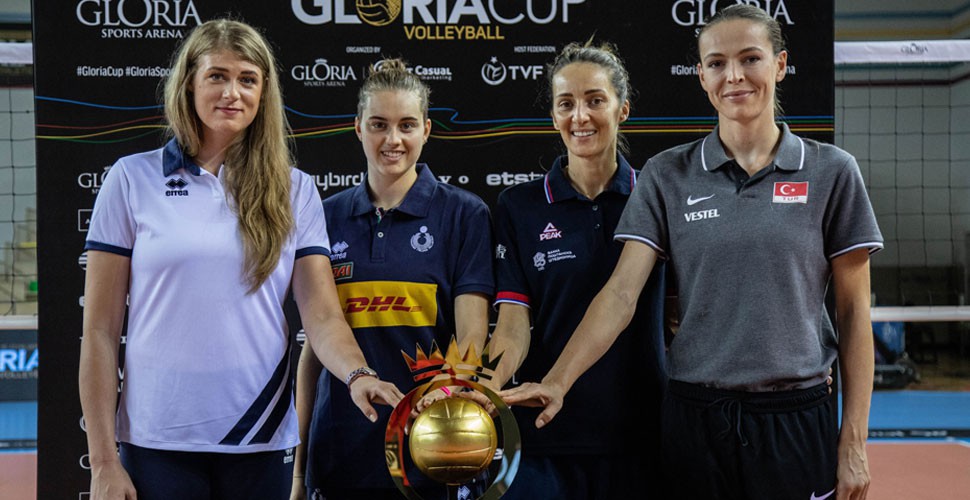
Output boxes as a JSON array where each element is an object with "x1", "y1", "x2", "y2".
[
  {"x1": 164, "y1": 19, "x2": 294, "y2": 293},
  {"x1": 357, "y1": 58, "x2": 431, "y2": 119}
]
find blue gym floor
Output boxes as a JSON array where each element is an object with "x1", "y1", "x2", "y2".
[
  {"x1": 2, "y1": 391, "x2": 968, "y2": 451},
  {"x1": 868, "y1": 390, "x2": 970, "y2": 441}
]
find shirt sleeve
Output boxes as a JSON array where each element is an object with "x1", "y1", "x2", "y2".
[
  {"x1": 822, "y1": 150, "x2": 884, "y2": 259},
  {"x1": 292, "y1": 169, "x2": 331, "y2": 259},
  {"x1": 452, "y1": 194, "x2": 495, "y2": 298},
  {"x1": 492, "y1": 189, "x2": 531, "y2": 308},
  {"x1": 85, "y1": 158, "x2": 135, "y2": 257},
  {"x1": 614, "y1": 158, "x2": 669, "y2": 259}
]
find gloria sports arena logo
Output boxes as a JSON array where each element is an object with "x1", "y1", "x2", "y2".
[
  {"x1": 76, "y1": 0, "x2": 202, "y2": 39},
  {"x1": 292, "y1": 0, "x2": 588, "y2": 40}
]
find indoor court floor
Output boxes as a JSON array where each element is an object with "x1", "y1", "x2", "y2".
[{"x1": 2, "y1": 392, "x2": 969, "y2": 499}]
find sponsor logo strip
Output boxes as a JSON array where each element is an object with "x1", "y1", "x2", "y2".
[{"x1": 336, "y1": 281, "x2": 437, "y2": 328}]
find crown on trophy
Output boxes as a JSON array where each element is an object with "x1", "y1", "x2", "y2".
[{"x1": 402, "y1": 337, "x2": 503, "y2": 384}]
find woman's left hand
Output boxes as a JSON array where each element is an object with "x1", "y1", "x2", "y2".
[{"x1": 498, "y1": 381, "x2": 565, "y2": 429}]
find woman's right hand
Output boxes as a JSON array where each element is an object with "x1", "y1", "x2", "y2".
[
  {"x1": 90, "y1": 459, "x2": 136, "y2": 500},
  {"x1": 348, "y1": 377, "x2": 405, "y2": 422}
]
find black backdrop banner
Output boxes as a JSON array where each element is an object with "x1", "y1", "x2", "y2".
[{"x1": 34, "y1": 1, "x2": 833, "y2": 497}]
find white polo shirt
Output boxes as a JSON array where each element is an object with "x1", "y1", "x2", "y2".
[{"x1": 86, "y1": 139, "x2": 329, "y2": 453}]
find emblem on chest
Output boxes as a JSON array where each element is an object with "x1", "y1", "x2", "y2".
[{"x1": 411, "y1": 226, "x2": 434, "y2": 252}]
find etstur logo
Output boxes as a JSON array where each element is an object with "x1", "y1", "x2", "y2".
[{"x1": 345, "y1": 296, "x2": 423, "y2": 313}]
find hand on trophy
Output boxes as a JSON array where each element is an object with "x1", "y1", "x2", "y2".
[
  {"x1": 412, "y1": 384, "x2": 457, "y2": 417},
  {"x1": 348, "y1": 375, "x2": 405, "y2": 422},
  {"x1": 498, "y1": 380, "x2": 566, "y2": 429}
]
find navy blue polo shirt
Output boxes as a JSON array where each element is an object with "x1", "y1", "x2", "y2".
[
  {"x1": 306, "y1": 163, "x2": 494, "y2": 490},
  {"x1": 617, "y1": 124, "x2": 883, "y2": 391},
  {"x1": 493, "y1": 155, "x2": 666, "y2": 455}
]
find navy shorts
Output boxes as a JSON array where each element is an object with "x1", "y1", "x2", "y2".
[
  {"x1": 662, "y1": 380, "x2": 838, "y2": 500},
  {"x1": 119, "y1": 442, "x2": 294, "y2": 500}
]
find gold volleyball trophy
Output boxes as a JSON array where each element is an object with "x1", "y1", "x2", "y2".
[{"x1": 385, "y1": 337, "x2": 520, "y2": 500}]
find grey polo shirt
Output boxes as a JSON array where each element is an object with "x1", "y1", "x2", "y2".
[{"x1": 616, "y1": 123, "x2": 883, "y2": 391}]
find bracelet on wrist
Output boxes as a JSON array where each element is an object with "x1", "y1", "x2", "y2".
[{"x1": 345, "y1": 366, "x2": 378, "y2": 388}]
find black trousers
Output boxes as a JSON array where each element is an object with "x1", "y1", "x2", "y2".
[{"x1": 662, "y1": 381, "x2": 838, "y2": 500}]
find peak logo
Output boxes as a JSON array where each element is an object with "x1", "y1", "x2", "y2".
[
  {"x1": 293, "y1": 0, "x2": 586, "y2": 26},
  {"x1": 672, "y1": 0, "x2": 793, "y2": 27},
  {"x1": 291, "y1": 58, "x2": 358, "y2": 87},
  {"x1": 481, "y1": 57, "x2": 543, "y2": 86},
  {"x1": 77, "y1": 0, "x2": 201, "y2": 39}
]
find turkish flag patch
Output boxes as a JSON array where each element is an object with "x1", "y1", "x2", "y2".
[{"x1": 772, "y1": 182, "x2": 809, "y2": 203}]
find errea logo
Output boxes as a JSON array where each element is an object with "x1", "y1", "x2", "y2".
[
  {"x1": 331, "y1": 241, "x2": 349, "y2": 260},
  {"x1": 165, "y1": 177, "x2": 189, "y2": 197}
]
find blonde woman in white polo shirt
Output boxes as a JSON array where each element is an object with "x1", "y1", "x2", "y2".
[{"x1": 79, "y1": 19, "x2": 402, "y2": 500}]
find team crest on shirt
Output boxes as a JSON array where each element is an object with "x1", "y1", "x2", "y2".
[
  {"x1": 539, "y1": 222, "x2": 562, "y2": 241},
  {"x1": 164, "y1": 177, "x2": 189, "y2": 197},
  {"x1": 331, "y1": 241, "x2": 349, "y2": 260},
  {"x1": 495, "y1": 244, "x2": 507, "y2": 259},
  {"x1": 773, "y1": 182, "x2": 809, "y2": 203},
  {"x1": 410, "y1": 226, "x2": 434, "y2": 252}
]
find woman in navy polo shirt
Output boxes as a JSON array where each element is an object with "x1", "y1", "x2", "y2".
[
  {"x1": 292, "y1": 59, "x2": 494, "y2": 500},
  {"x1": 501, "y1": 5, "x2": 881, "y2": 500},
  {"x1": 485, "y1": 41, "x2": 667, "y2": 500},
  {"x1": 79, "y1": 19, "x2": 401, "y2": 500}
]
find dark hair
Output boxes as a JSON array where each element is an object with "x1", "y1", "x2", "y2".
[
  {"x1": 697, "y1": 4, "x2": 786, "y2": 116},
  {"x1": 357, "y1": 58, "x2": 431, "y2": 119},
  {"x1": 547, "y1": 39, "x2": 632, "y2": 155}
]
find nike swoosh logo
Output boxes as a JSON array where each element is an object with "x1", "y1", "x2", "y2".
[
  {"x1": 687, "y1": 194, "x2": 715, "y2": 205},
  {"x1": 810, "y1": 488, "x2": 836, "y2": 500}
]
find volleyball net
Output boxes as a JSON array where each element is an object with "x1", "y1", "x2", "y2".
[
  {"x1": 835, "y1": 40, "x2": 970, "y2": 395},
  {"x1": 0, "y1": 41, "x2": 33, "y2": 321}
]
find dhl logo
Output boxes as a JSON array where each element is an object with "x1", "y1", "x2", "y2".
[
  {"x1": 345, "y1": 296, "x2": 422, "y2": 313},
  {"x1": 336, "y1": 281, "x2": 437, "y2": 328}
]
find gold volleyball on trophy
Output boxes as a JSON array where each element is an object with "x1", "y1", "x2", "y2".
[
  {"x1": 386, "y1": 337, "x2": 520, "y2": 499},
  {"x1": 409, "y1": 398, "x2": 498, "y2": 484}
]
